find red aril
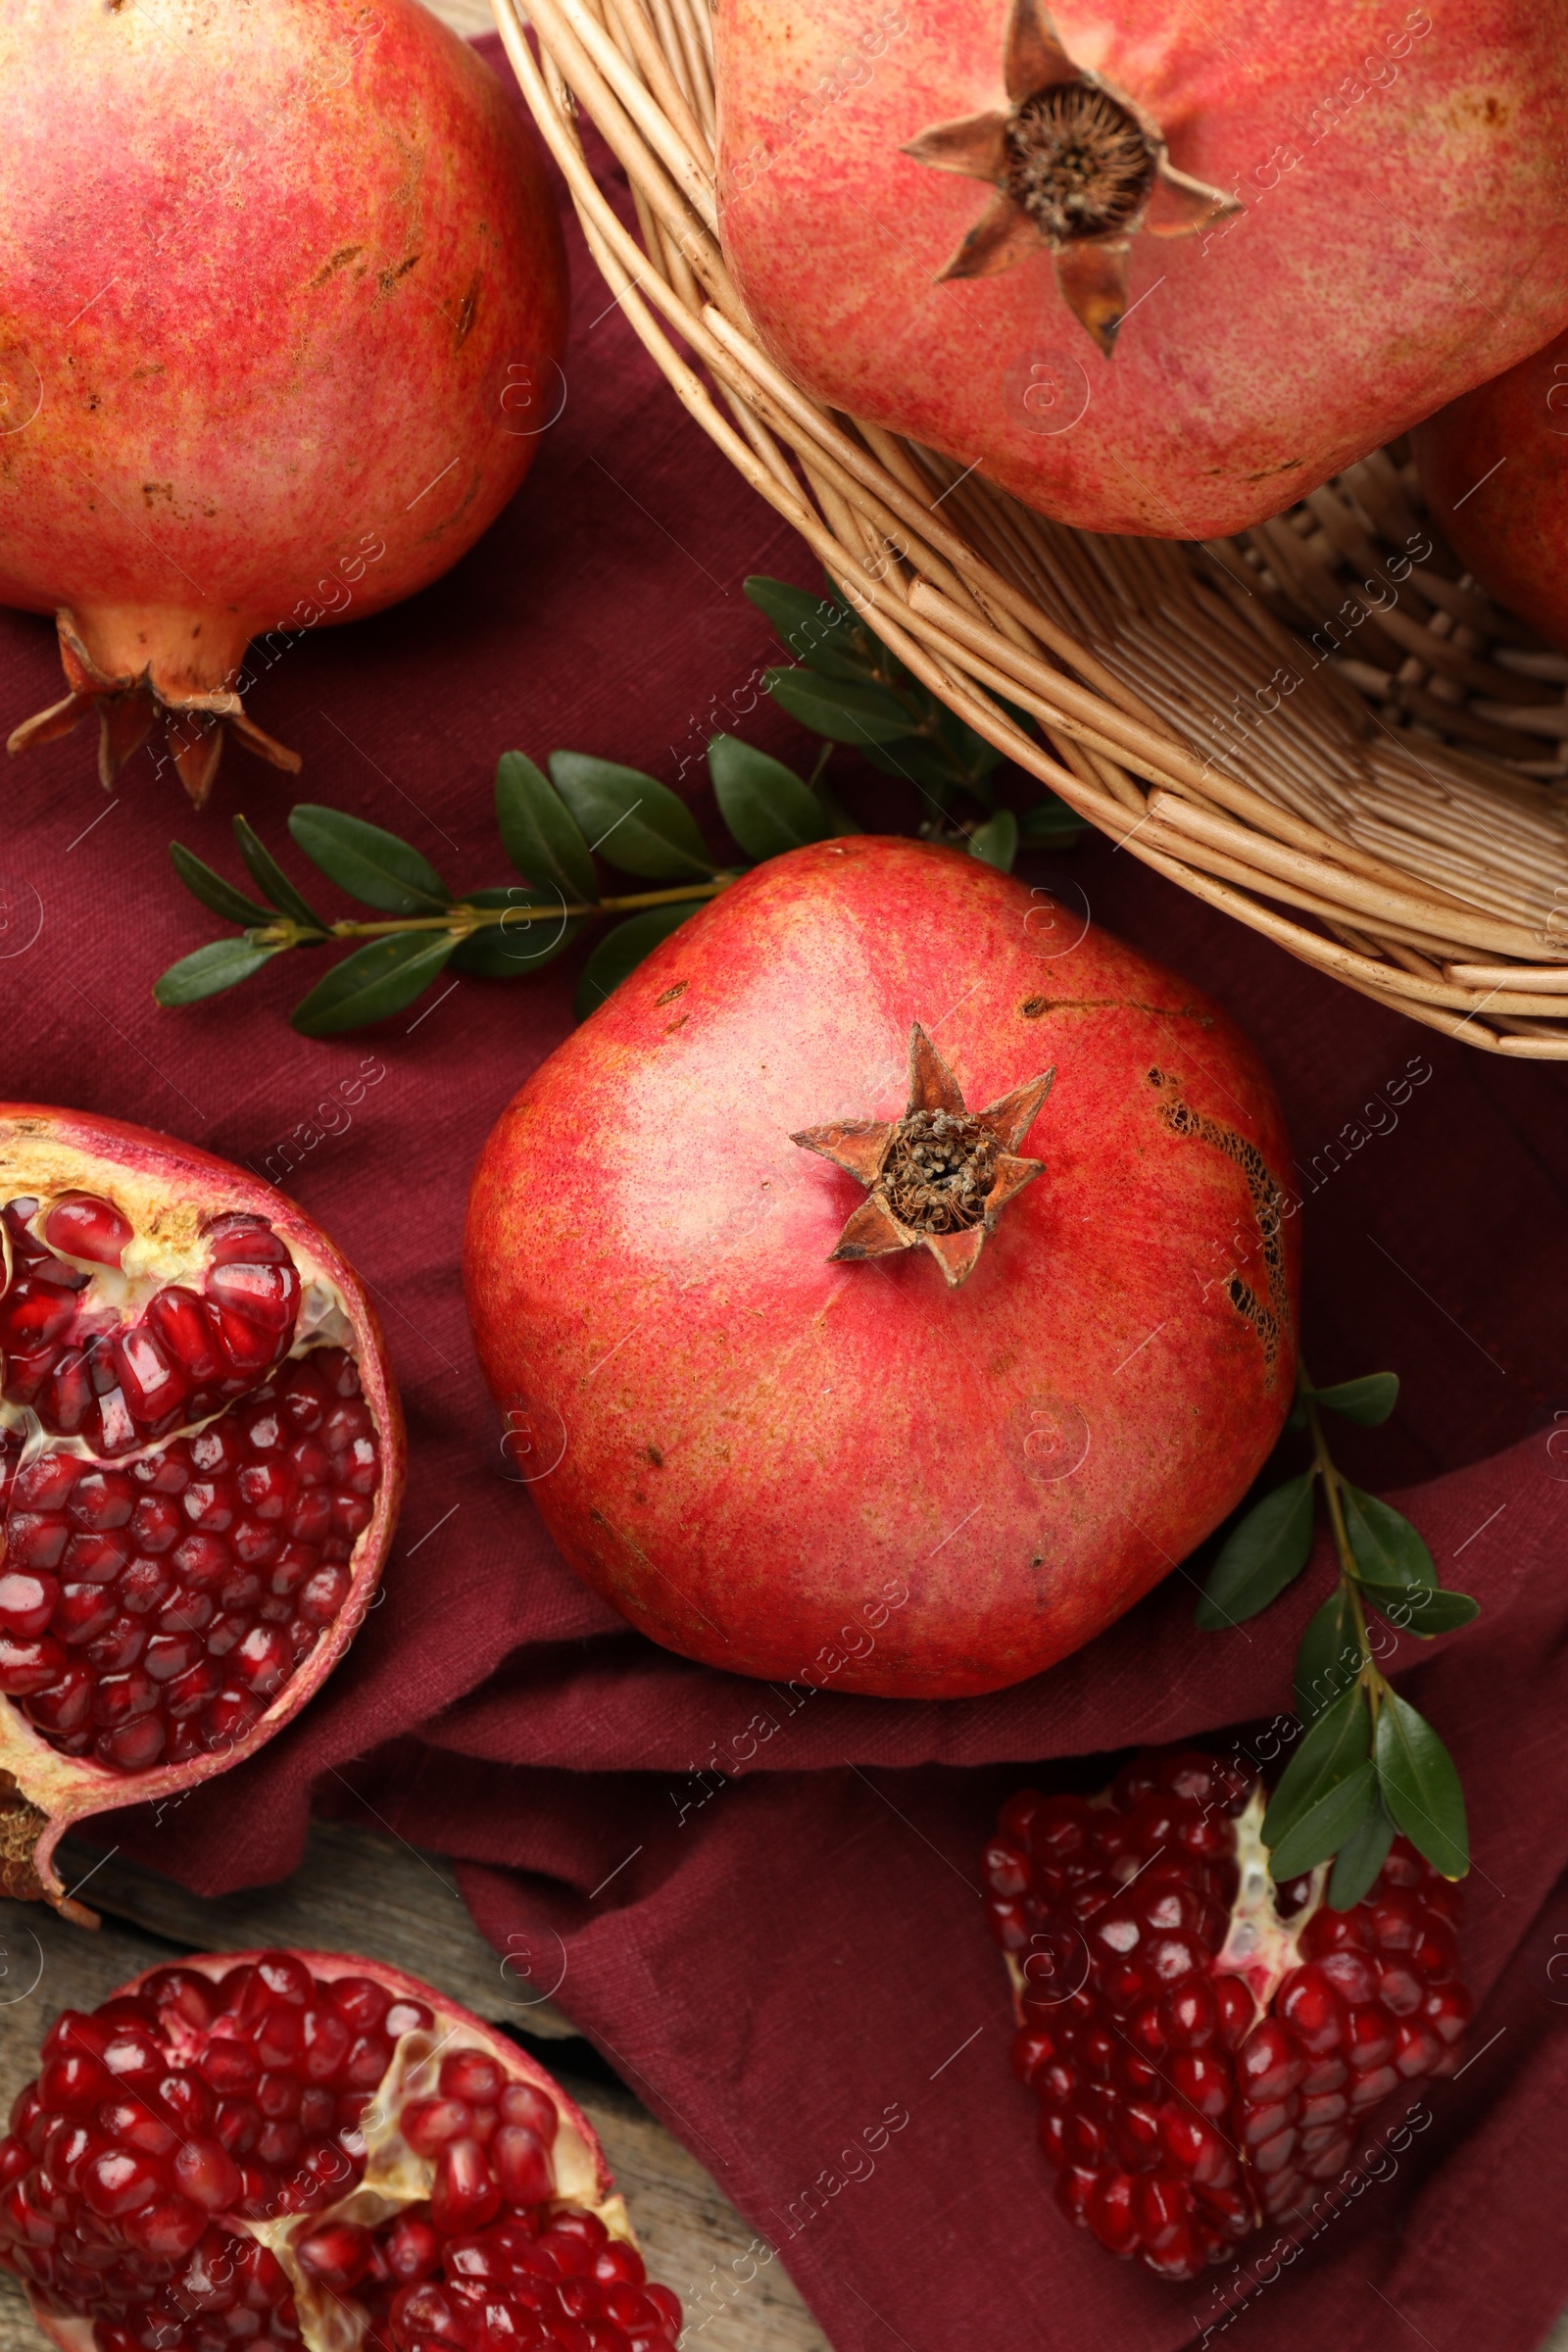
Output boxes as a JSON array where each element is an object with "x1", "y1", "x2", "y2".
[
  {"x1": 1413, "y1": 323, "x2": 1568, "y2": 653},
  {"x1": 0, "y1": 0, "x2": 567, "y2": 804},
  {"x1": 0, "y1": 1106, "x2": 402, "y2": 1917},
  {"x1": 985, "y1": 1745, "x2": 1471, "y2": 2278},
  {"x1": 465, "y1": 837, "x2": 1298, "y2": 1696},
  {"x1": 0, "y1": 1950, "x2": 683, "y2": 2352},
  {"x1": 713, "y1": 0, "x2": 1568, "y2": 537}
]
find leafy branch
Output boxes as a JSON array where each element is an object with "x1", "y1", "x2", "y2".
[
  {"x1": 745, "y1": 572, "x2": 1086, "y2": 857},
  {"x1": 1197, "y1": 1366, "x2": 1475, "y2": 1908},
  {"x1": 155, "y1": 575, "x2": 1084, "y2": 1037}
]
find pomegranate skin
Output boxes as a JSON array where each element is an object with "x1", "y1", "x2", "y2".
[
  {"x1": 713, "y1": 0, "x2": 1568, "y2": 538},
  {"x1": 1413, "y1": 324, "x2": 1568, "y2": 652},
  {"x1": 0, "y1": 0, "x2": 567, "y2": 796},
  {"x1": 0, "y1": 1105, "x2": 404, "y2": 1916},
  {"x1": 465, "y1": 839, "x2": 1299, "y2": 1697}
]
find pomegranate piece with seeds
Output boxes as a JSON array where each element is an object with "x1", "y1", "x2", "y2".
[
  {"x1": 0, "y1": 1107, "x2": 402, "y2": 1919},
  {"x1": 0, "y1": 1950, "x2": 683, "y2": 2352},
  {"x1": 984, "y1": 1746, "x2": 1471, "y2": 2279}
]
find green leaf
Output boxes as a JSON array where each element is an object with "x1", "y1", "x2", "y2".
[
  {"x1": 494, "y1": 753, "x2": 599, "y2": 906},
  {"x1": 1327, "y1": 1798, "x2": 1396, "y2": 1910},
  {"x1": 233, "y1": 816, "x2": 326, "y2": 931},
  {"x1": 449, "y1": 889, "x2": 584, "y2": 979},
  {"x1": 1196, "y1": 1473, "x2": 1316, "y2": 1631},
  {"x1": 1342, "y1": 1485, "x2": 1437, "y2": 1591},
  {"x1": 763, "y1": 665, "x2": 915, "y2": 747},
  {"x1": 1261, "y1": 1684, "x2": 1370, "y2": 1853},
  {"x1": 1308, "y1": 1372, "x2": 1399, "y2": 1426},
  {"x1": 1357, "y1": 1582, "x2": 1481, "y2": 1638},
  {"x1": 549, "y1": 754, "x2": 713, "y2": 882},
  {"x1": 574, "y1": 903, "x2": 698, "y2": 1021},
  {"x1": 169, "y1": 843, "x2": 275, "y2": 928},
  {"x1": 1018, "y1": 794, "x2": 1089, "y2": 848},
  {"x1": 708, "y1": 734, "x2": 830, "y2": 860},
  {"x1": 1294, "y1": 1588, "x2": 1367, "y2": 1722},
  {"x1": 743, "y1": 575, "x2": 869, "y2": 681},
  {"x1": 1267, "y1": 1759, "x2": 1379, "y2": 1882},
  {"x1": 968, "y1": 809, "x2": 1019, "y2": 872},
  {"x1": 288, "y1": 806, "x2": 450, "y2": 914},
  {"x1": 154, "y1": 937, "x2": 279, "y2": 1006},
  {"x1": 1374, "y1": 1688, "x2": 1468, "y2": 1879},
  {"x1": 291, "y1": 933, "x2": 457, "y2": 1036}
]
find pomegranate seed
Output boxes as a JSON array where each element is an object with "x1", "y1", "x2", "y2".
[
  {"x1": 492, "y1": 2125, "x2": 553, "y2": 2206},
  {"x1": 0, "y1": 1571, "x2": 59, "y2": 1637},
  {"x1": 0, "y1": 1634, "x2": 67, "y2": 1694},
  {"x1": 79, "y1": 2148, "x2": 164, "y2": 2220},
  {"x1": 299, "y1": 1565, "x2": 352, "y2": 1625},
  {"x1": 384, "y1": 2209, "x2": 442, "y2": 2282},
  {"x1": 41, "y1": 1195, "x2": 134, "y2": 1269},
  {"x1": 438, "y1": 2051, "x2": 505, "y2": 2106},
  {"x1": 329, "y1": 1977, "x2": 390, "y2": 2033},
  {"x1": 68, "y1": 1474, "x2": 134, "y2": 1532},
  {"x1": 231, "y1": 1625, "x2": 292, "y2": 1696},
  {"x1": 96, "y1": 1716, "x2": 167, "y2": 1771},
  {"x1": 24, "y1": 1667, "x2": 93, "y2": 1735},
  {"x1": 429, "y1": 2139, "x2": 501, "y2": 2233},
  {"x1": 297, "y1": 2220, "x2": 373, "y2": 2289},
  {"x1": 113, "y1": 1329, "x2": 186, "y2": 1423},
  {"x1": 403, "y1": 2098, "x2": 472, "y2": 2156},
  {"x1": 6, "y1": 1515, "x2": 68, "y2": 1571},
  {"x1": 496, "y1": 2082, "x2": 559, "y2": 2146}
]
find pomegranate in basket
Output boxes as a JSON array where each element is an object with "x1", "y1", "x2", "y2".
[
  {"x1": 713, "y1": 0, "x2": 1568, "y2": 537},
  {"x1": 1414, "y1": 323, "x2": 1568, "y2": 655}
]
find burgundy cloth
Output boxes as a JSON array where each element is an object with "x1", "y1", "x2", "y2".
[{"x1": 3, "y1": 31, "x2": 1567, "y2": 2350}]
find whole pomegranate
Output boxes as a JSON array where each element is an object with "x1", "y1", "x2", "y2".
[
  {"x1": 714, "y1": 0, "x2": 1568, "y2": 537},
  {"x1": 1413, "y1": 323, "x2": 1568, "y2": 653},
  {"x1": 0, "y1": 0, "x2": 567, "y2": 804},
  {"x1": 0, "y1": 1106, "x2": 402, "y2": 1918},
  {"x1": 985, "y1": 1746, "x2": 1471, "y2": 2278},
  {"x1": 0, "y1": 1948, "x2": 684, "y2": 2352},
  {"x1": 465, "y1": 837, "x2": 1298, "y2": 1698}
]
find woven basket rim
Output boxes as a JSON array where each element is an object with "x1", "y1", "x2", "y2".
[{"x1": 493, "y1": 0, "x2": 1568, "y2": 1059}]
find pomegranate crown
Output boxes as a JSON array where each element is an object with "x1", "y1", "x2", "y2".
[
  {"x1": 903, "y1": 0, "x2": 1241, "y2": 353},
  {"x1": 791, "y1": 1021, "x2": 1053, "y2": 1288}
]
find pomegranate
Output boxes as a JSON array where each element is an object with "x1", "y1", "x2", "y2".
[
  {"x1": 0, "y1": 1948, "x2": 684, "y2": 2352},
  {"x1": 464, "y1": 837, "x2": 1298, "y2": 1697},
  {"x1": 714, "y1": 0, "x2": 1568, "y2": 536},
  {"x1": 0, "y1": 0, "x2": 567, "y2": 803},
  {"x1": 985, "y1": 1746, "x2": 1472, "y2": 2278},
  {"x1": 1413, "y1": 322, "x2": 1568, "y2": 653},
  {"x1": 0, "y1": 1106, "x2": 401, "y2": 1918}
]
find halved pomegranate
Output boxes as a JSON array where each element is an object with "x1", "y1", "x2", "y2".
[
  {"x1": 0, "y1": 1108, "x2": 402, "y2": 1918},
  {"x1": 985, "y1": 1746, "x2": 1471, "y2": 2278},
  {"x1": 0, "y1": 1949, "x2": 683, "y2": 2352}
]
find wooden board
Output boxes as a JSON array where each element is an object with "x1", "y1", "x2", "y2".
[{"x1": 0, "y1": 1825, "x2": 827, "y2": 2352}]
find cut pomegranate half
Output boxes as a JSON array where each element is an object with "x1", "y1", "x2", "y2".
[
  {"x1": 0, "y1": 1107, "x2": 403, "y2": 1919},
  {"x1": 985, "y1": 1745, "x2": 1472, "y2": 2278},
  {"x1": 0, "y1": 1949, "x2": 683, "y2": 2352}
]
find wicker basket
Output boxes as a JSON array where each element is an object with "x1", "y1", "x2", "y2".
[{"x1": 491, "y1": 0, "x2": 1568, "y2": 1058}]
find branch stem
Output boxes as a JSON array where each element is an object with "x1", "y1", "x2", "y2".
[
  {"x1": 1298, "y1": 1360, "x2": 1384, "y2": 1727},
  {"x1": 260, "y1": 876, "x2": 736, "y2": 950}
]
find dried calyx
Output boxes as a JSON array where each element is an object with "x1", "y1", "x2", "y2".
[
  {"x1": 904, "y1": 0, "x2": 1240, "y2": 353},
  {"x1": 791, "y1": 1022, "x2": 1053, "y2": 1288}
]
